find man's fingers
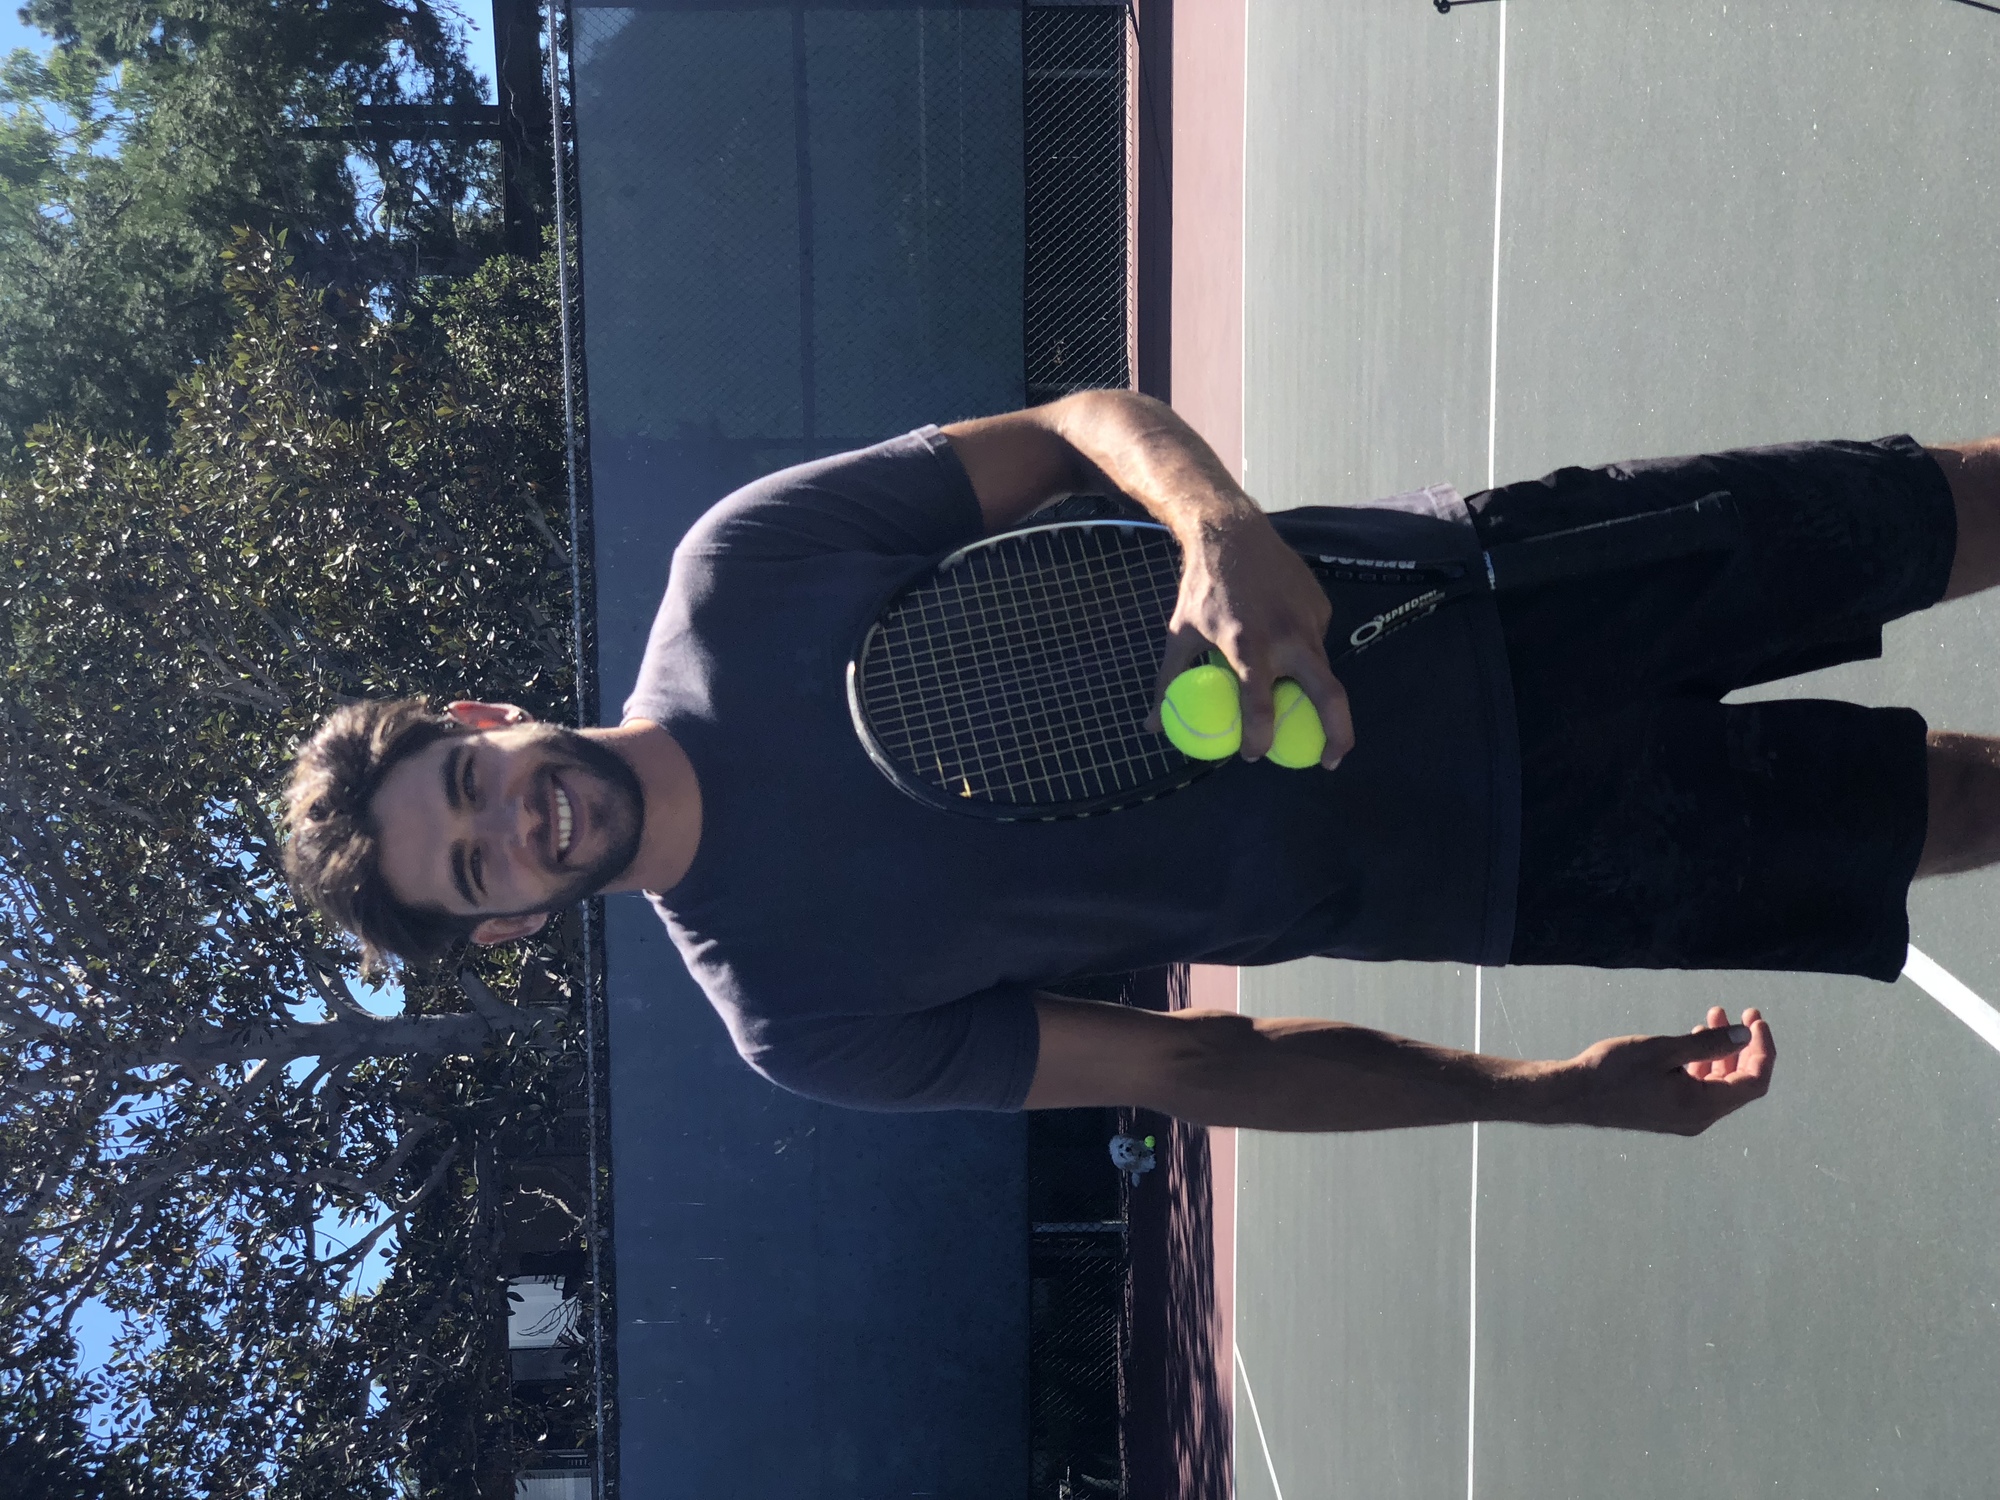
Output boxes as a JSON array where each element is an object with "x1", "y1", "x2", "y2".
[
  {"x1": 1683, "y1": 1012, "x2": 1776, "y2": 1122},
  {"x1": 1686, "y1": 1007, "x2": 1731, "y2": 1078},
  {"x1": 1235, "y1": 666, "x2": 1277, "y2": 761},
  {"x1": 1222, "y1": 643, "x2": 1332, "y2": 762},
  {"x1": 1728, "y1": 1014, "x2": 1776, "y2": 1082},
  {"x1": 1157, "y1": 626, "x2": 1211, "y2": 686},
  {"x1": 1656, "y1": 1024, "x2": 1753, "y2": 1069},
  {"x1": 1281, "y1": 659, "x2": 1356, "y2": 768}
]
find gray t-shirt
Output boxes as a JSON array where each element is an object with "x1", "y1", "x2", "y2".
[{"x1": 624, "y1": 428, "x2": 1519, "y2": 1112}]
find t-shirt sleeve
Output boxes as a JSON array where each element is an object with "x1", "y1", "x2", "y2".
[
  {"x1": 735, "y1": 988, "x2": 1042, "y2": 1113},
  {"x1": 675, "y1": 426, "x2": 984, "y2": 565}
]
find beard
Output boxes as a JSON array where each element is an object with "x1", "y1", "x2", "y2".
[{"x1": 508, "y1": 721, "x2": 648, "y2": 913}]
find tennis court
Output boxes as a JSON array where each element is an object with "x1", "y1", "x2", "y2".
[{"x1": 1205, "y1": 4, "x2": 2000, "y2": 1496}]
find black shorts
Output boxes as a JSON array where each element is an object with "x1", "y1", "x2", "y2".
[{"x1": 1468, "y1": 436, "x2": 1956, "y2": 981}]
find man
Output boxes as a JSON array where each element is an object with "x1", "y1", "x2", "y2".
[{"x1": 283, "y1": 391, "x2": 2000, "y2": 1135}]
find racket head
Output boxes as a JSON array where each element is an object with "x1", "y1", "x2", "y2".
[{"x1": 848, "y1": 519, "x2": 1211, "y2": 821}]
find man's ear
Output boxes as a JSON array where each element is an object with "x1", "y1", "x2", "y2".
[
  {"x1": 470, "y1": 912, "x2": 549, "y2": 946},
  {"x1": 447, "y1": 700, "x2": 536, "y2": 731}
]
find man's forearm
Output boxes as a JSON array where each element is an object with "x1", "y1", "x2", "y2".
[
  {"x1": 1038, "y1": 388, "x2": 1358, "y2": 764},
  {"x1": 1028, "y1": 995, "x2": 1768, "y2": 1133},
  {"x1": 1158, "y1": 1011, "x2": 1575, "y2": 1132},
  {"x1": 1046, "y1": 390, "x2": 1261, "y2": 541}
]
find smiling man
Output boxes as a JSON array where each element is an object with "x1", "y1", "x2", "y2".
[{"x1": 283, "y1": 391, "x2": 2000, "y2": 1135}]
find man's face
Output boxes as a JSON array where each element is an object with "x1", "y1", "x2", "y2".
[{"x1": 373, "y1": 716, "x2": 645, "y2": 939}]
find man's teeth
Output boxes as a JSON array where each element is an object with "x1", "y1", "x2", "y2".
[{"x1": 554, "y1": 785, "x2": 574, "y2": 857}]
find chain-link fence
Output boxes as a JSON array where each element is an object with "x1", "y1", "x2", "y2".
[
  {"x1": 1028, "y1": 1102, "x2": 1131, "y2": 1500},
  {"x1": 545, "y1": 7, "x2": 613, "y2": 1500},
  {"x1": 1023, "y1": 9, "x2": 1138, "y2": 1484},
  {"x1": 554, "y1": 2, "x2": 1139, "y2": 1492},
  {"x1": 1031, "y1": 1234, "x2": 1130, "y2": 1499},
  {"x1": 1025, "y1": 0, "x2": 1134, "y2": 404},
  {"x1": 1029, "y1": 969, "x2": 1148, "y2": 1499}
]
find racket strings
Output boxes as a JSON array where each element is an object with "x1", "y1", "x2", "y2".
[
  {"x1": 858, "y1": 525, "x2": 1186, "y2": 808},
  {"x1": 877, "y1": 539, "x2": 1167, "y2": 801}
]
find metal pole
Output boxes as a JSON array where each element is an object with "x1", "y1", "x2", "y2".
[{"x1": 544, "y1": 6, "x2": 613, "y2": 1498}]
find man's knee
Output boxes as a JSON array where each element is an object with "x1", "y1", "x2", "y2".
[
  {"x1": 1919, "y1": 730, "x2": 2000, "y2": 877},
  {"x1": 1928, "y1": 440, "x2": 2000, "y2": 600}
]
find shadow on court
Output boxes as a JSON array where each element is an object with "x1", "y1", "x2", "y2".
[{"x1": 1125, "y1": 974, "x2": 1233, "y2": 1500}]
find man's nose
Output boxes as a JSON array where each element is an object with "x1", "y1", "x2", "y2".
[{"x1": 478, "y1": 786, "x2": 538, "y2": 849}]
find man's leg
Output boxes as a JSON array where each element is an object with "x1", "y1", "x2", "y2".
[
  {"x1": 1919, "y1": 731, "x2": 2000, "y2": 876},
  {"x1": 1917, "y1": 443, "x2": 2000, "y2": 870},
  {"x1": 1925, "y1": 440, "x2": 2000, "y2": 599}
]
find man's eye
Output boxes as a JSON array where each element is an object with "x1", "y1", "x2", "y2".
[
  {"x1": 463, "y1": 757, "x2": 477, "y2": 806},
  {"x1": 470, "y1": 847, "x2": 485, "y2": 895}
]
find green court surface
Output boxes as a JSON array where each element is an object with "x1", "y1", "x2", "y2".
[{"x1": 1233, "y1": 3, "x2": 2000, "y2": 1497}]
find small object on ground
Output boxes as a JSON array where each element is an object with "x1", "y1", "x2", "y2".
[{"x1": 1109, "y1": 1132, "x2": 1157, "y2": 1186}]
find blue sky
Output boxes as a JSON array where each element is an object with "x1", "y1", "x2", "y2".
[
  {"x1": 1, "y1": 10, "x2": 48, "y2": 57},
  {"x1": 458, "y1": 4, "x2": 497, "y2": 99}
]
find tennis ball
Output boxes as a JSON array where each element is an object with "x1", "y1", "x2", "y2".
[
  {"x1": 1160, "y1": 663, "x2": 1242, "y2": 760},
  {"x1": 1266, "y1": 679, "x2": 1327, "y2": 769}
]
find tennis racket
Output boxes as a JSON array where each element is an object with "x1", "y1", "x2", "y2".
[{"x1": 846, "y1": 490, "x2": 1738, "y2": 822}]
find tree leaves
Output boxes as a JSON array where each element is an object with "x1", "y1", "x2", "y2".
[
  {"x1": 1, "y1": 0, "x2": 504, "y2": 451},
  {"x1": 0, "y1": 236, "x2": 586, "y2": 1495}
]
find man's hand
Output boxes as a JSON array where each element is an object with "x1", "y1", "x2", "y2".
[
  {"x1": 1559, "y1": 1006, "x2": 1776, "y2": 1136},
  {"x1": 1150, "y1": 511, "x2": 1355, "y2": 766},
  {"x1": 942, "y1": 392, "x2": 1356, "y2": 767}
]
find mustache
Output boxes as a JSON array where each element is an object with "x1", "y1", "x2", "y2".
[{"x1": 507, "y1": 725, "x2": 647, "y2": 904}]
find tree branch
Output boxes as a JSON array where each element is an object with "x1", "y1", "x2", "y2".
[
  {"x1": 304, "y1": 963, "x2": 376, "y2": 1024},
  {"x1": 458, "y1": 968, "x2": 564, "y2": 1047},
  {"x1": 323, "y1": 1139, "x2": 461, "y2": 1279}
]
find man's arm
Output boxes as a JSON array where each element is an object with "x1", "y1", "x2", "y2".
[
  {"x1": 1023, "y1": 994, "x2": 1777, "y2": 1135},
  {"x1": 942, "y1": 392, "x2": 1353, "y2": 765}
]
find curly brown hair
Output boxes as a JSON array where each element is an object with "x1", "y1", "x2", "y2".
[{"x1": 282, "y1": 697, "x2": 479, "y2": 971}]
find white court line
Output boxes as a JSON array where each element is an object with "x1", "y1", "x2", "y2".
[
  {"x1": 1484, "y1": 0, "x2": 1508, "y2": 494},
  {"x1": 1232, "y1": 968, "x2": 1243, "y2": 1497},
  {"x1": 1467, "y1": 979, "x2": 1484, "y2": 1500},
  {"x1": 1903, "y1": 945, "x2": 2000, "y2": 1054},
  {"x1": 1234, "y1": 1342, "x2": 1286, "y2": 1500},
  {"x1": 1472, "y1": 8, "x2": 1507, "y2": 1499}
]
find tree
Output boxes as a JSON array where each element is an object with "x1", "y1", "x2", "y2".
[
  {"x1": 0, "y1": 1326, "x2": 161, "y2": 1500},
  {"x1": 1, "y1": 234, "x2": 587, "y2": 1496},
  {"x1": 0, "y1": 0, "x2": 521, "y2": 451}
]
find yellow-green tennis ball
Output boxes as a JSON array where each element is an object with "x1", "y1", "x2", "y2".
[
  {"x1": 1160, "y1": 664, "x2": 1242, "y2": 760},
  {"x1": 1267, "y1": 679, "x2": 1327, "y2": 769}
]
